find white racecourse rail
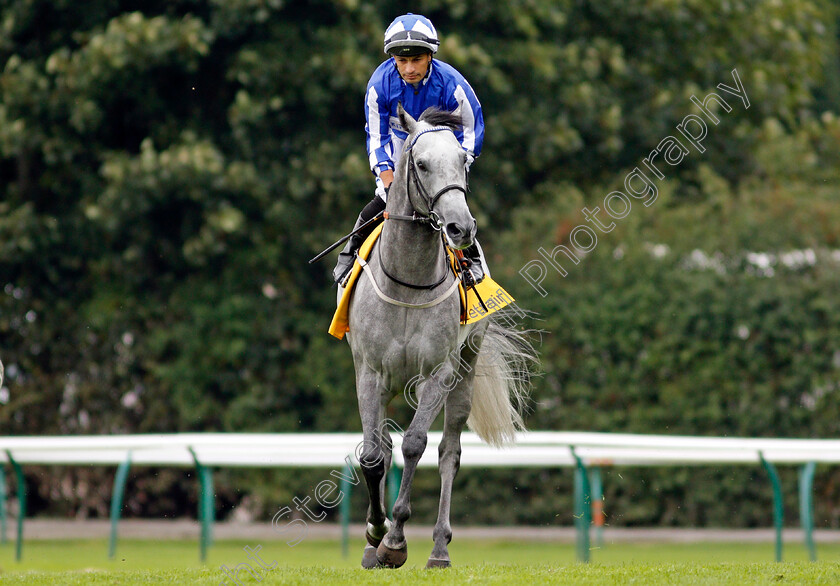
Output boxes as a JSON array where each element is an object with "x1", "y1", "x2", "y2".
[
  {"x1": 0, "y1": 431, "x2": 836, "y2": 564},
  {"x1": 2, "y1": 431, "x2": 840, "y2": 467}
]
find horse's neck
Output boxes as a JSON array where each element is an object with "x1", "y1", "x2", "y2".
[{"x1": 379, "y1": 192, "x2": 446, "y2": 283}]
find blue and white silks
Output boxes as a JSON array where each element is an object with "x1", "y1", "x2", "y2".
[{"x1": 365, "y1": 59, "x2": 485, "y2": 199}]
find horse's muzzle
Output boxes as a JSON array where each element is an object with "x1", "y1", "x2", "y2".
[{"x1": 445, "y1": 219, "x2": 477, "y2": 249}]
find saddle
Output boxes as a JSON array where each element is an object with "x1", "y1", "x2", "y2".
[{"x1": 329, "y1": 225, "x2": 515, "y2": 340}]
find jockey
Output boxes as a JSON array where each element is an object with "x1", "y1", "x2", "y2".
[{"x1": 333, "y1": 13, "x2": 487, "y2": 286}]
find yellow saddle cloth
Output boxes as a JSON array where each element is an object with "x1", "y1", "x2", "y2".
[{"x1": 329, "y1": 225, "x2": 515, "y2": 340}]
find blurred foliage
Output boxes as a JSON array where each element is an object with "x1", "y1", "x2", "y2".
[{"x1": 1, "y1": 0, "x2": 840, "y2": 528}]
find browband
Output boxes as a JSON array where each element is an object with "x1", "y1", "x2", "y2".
[{"x1": 407, "y1": 126, "x2": 455, "y2": 150}]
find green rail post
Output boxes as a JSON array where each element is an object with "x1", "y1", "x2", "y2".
[
  {"x1": 570, "y1": 447, "x2": 591, "y2": 563},
  {"x1": 759, "y1": 452, "x2": 784, "y2": 562},
  {"x1": 1, "y1": 464, "x2": 7, "y2": 545},
  {"x1": 108, "y1": 453, "x2": 132, "y2": 560},
  {"x1": 387, "y1": 461, "x2": 402, "y2": 519},
  {"x1": 339, "y1": 460, "x2": 353, "y2": 558},
  {"x1": 189, "y1": 448, "x2": 214, "y2": 563},
  {"x1": 199, "y1": 464, "x2": 215, "y2": 559},
  {"x1": 5, "y1": 451, "x2": 25, "y2": 561},
  {"x1": 799, "y1": 462, "x2": 817, "y2": 562},
  {"x1": 590, "y1": 467, "x2": 604, "y2": 548}
]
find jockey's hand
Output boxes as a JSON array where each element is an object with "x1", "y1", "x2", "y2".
[
  {"x1": 375, "y1": 183, "x2": 387, "y2": 201},
  {"x1": 465, "y1": 152, "x2": 475, "y2": 173},
  {"x1": 375, "y1": 184, "x2": 391, "y2": 201}
]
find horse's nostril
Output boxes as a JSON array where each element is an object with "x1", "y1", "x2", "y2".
[{"x1": 446, "y1": 223, "x2": 466, "y2": 239}]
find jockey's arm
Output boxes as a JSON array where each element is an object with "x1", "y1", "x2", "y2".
[{"x1": 379, "y1": 169, "x2": 394, "y2": 189}]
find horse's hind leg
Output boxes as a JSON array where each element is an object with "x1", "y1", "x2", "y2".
[
  {"x1": 355, "y1": 369, "x2": 392, "y2": 568},
  {"x1": 376, "y1": 373, "x2": 448, "y2": 568}
]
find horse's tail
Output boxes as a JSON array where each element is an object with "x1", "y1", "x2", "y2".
[{"x1": 467, "y1": 309, "x2": 540, "y2": 447}]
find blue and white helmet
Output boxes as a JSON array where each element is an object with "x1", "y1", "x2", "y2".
[{"x1": 384, "y1": 13, "x2": 439, "y2": 56}]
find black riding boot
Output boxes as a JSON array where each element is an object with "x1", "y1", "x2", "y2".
[
  {"x1": 333, "y1": 195, "x2": 387, "y2": 284},
  {"x1": 461, "y1": 242, "x2": 485, "y2": 286}
]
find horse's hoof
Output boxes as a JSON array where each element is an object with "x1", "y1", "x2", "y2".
[
  {"x1": 376, "y1": 542, "x2": 408, "y2": 568},
  {"x1": 425, "y1": 557, "x2": 451, "y2": 569},
  {"x1": 361, "y1": 545, "x2": 381, "y2": 569}
]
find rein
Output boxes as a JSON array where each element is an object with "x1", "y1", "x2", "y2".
[{"x1": 378, "y1": 243, "x2": 450, "y2": 290}]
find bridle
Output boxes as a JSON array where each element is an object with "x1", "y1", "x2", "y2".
[
  {"x1": 378, "y1": 126, "x2": 468, "y2": 291},
  {"x1": 405, "y1": 126, "x2": 469, "y2": 229},
  {"x1": 383, "y1": 126, "x2": 469, "y2": 230}
]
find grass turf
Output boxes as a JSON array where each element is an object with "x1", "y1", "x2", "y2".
[{"x1": 1, "y1": 538, "x2": 839, "y2": 584}]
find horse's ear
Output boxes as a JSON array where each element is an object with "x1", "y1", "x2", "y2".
[{"x1": 398, "y1": 103, "x2": 417, "y2": 135}]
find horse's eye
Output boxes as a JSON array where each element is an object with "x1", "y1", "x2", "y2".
[{"x1": 417, "y1": 160, "x2": 427, "y2": 171}]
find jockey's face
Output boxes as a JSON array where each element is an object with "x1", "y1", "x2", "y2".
[{"x1": 393, "y1": 53, "x2": 432, "y2": 84}]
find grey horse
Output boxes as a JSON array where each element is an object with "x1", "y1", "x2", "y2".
[{"x1": 339, "y1": 105, "x2": 536, "y2": 569}]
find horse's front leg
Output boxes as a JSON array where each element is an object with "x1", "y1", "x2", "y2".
[
  {"x1": 376, "y1": 369, "x2": 449, "y2": 568},
  {"x1": 427, "y1": 334, "x2": 482, "y2": 568},
  {"x1": 355, "y1": 368, "x2": 393, "y2": 568}
]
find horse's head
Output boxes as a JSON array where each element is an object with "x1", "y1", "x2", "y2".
[{"x1": 398, "y1": 105, "x2": 476, "y2": 250}]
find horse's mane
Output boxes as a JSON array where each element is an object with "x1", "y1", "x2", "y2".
[{"x1": 418, "y1": 107, "x2": 462, "y2": 131}]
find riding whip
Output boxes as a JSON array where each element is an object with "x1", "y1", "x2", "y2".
[{"x1": 308, "y1": 212, "x2": 385, "y2": 264}]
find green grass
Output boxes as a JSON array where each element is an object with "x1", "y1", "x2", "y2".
[{"x1": 1, "y1": 539, "x2": 839, "y2": 584}]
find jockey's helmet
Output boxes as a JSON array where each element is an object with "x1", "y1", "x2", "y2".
[{"x1": 384, "y1": 13, "x2": 439, "y2": 56}]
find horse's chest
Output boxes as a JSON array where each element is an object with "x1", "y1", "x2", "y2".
[
  {"x1": 348, "y1": 269, "x2": 461, "y2": 383},
  {"x1": 365, "y1": 318, "x2": 457, "y2": 379},
  {"x1": 391, "y1": 331, "x2": 448, "y2": 362}
]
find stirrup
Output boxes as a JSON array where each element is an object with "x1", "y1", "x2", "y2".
[{"x1": 468, "y1": 263, "x2": 485, "y2": 285}]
